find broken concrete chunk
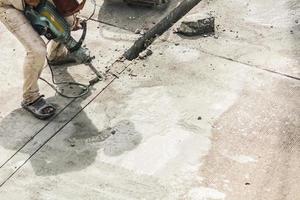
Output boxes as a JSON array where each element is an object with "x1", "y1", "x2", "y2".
[
  {"x1": 174, "y1": 17, "x2": 215, "y2": 37},
  {"x1": 138, "y1": 49, "x2": 153, "y2": 59},
  {"x1": 134, "y1": 29, "x2": 141, "y2": 34}
]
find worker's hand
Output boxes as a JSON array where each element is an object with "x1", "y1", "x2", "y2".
[
  {"x1": 72, "y1": 17, "x2": 84, "y2": 31},
  {"x1": 24, "y1": 0, "x2": 40, "y2": 7}
]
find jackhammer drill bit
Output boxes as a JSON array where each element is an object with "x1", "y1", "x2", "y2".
[
  {"x1": 86, "y1": 62, "x2": 105, "y2": 86},
  {"x1": 71, "y1": 46, "x2": 104, "y2": 86}
]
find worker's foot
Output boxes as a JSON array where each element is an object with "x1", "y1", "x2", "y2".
[
  {"x1": 48, "y1": 53, "x2": 77, "y2": 66},
  {"x1": 21, "y1": 95, "x2": 56, "y2": 120}
]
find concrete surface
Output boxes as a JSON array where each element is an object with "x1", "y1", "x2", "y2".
[
  {"x1": 0, "y1": 0, "x2": 299, "y2": 199},
  {"x1": 81, "y1": 0, "x2": 183, "y2": 32}
]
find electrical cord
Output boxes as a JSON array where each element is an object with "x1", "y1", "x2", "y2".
[
  {"x1": 86, "y1": 0, "x2": 97, "y2": 21},
  {"x1": 39, "y1": 58, "x2": 90, "y2": 98}
]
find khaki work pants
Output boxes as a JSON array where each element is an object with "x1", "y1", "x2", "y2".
[{"x1": 0, "y1": 5, "x2": 73, "y2": 103}]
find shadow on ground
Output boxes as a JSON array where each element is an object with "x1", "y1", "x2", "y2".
[
  {"x1": 0, "y1": 64, "x2": 142, "y2": 176},
  {"x1": 98, "y1": 0, "x2": 180, "y2": 31}
]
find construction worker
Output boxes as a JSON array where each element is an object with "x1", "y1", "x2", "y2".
[{"x1": 0, "y1": 0, "x2": 80, "y2": 119}]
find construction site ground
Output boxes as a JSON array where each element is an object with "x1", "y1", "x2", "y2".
[{"x1": 0, "y1": 0, "x2": 299, "y2": 199}]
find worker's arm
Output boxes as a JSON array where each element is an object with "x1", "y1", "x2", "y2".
[{"x1": 24, "y1": 0, "x2": 40, "y2": 7}]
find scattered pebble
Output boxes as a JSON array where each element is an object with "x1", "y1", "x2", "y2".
[{"x1": 129, "y1": 72, "x2": 138, "y2": 77}]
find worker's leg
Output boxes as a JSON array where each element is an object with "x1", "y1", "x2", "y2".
[
  {"x1": 0, "y1": 6, "x2": 47, "y2": 103},
  {"x1": 47, "y1": 40, "x2": 68, "y2": 61}
]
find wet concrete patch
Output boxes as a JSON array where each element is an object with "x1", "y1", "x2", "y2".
[
  {"x1": 103, "y1": 120, "x2": 142, "y2": 156},
  {"x1": 67, "y1": 120, "x2": 142, "y2": 156}
]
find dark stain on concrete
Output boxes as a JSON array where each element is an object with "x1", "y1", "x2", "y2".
[{"x1": 98, "y1": 0, "x2": 179, "y2": 32}]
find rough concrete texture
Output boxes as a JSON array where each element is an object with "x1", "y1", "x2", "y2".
[
  {"x1": 80, "y1": 0, "x2": 182, "y2": 32},
  {"x1": 0, "y1": 0, "x2": 299, "y2": 199},
  {"x1": 174, "y1": 16, "x2": 215, "y2": 36}
]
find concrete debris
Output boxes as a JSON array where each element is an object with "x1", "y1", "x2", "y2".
[
  {"x1": 174, "y1": 17, "x2": 215, "y2": 37},
  {"x1": 140, "y1": 29, "x2": 146, "y2": 35},
  {"x1": 138, "y1": 49, "x2": 153, "y2": 59},
  {"x1": 129, "y1": 72, "x2": 138, "y2": 77},
  {"x1": 134, "y1": 29, "x2": 141, "y2": 34}
]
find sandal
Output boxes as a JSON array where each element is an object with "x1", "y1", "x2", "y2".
[{"x1": 21, "y1": 95, "x2": 56, "y2": 120}]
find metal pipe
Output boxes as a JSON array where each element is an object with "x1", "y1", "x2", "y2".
[{"x1": 123, "y1": 0, "x2": 203, "y2": 60}]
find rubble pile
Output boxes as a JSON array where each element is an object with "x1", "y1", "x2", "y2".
[{"x1": 174, "y1": 16, "x2": 215, "y2": 36}]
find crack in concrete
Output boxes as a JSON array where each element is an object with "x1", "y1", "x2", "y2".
[
  {"x1": 164, "y1": 40, "x2": 300, "y2": 81},
  {"x1": 198, "y1": 48, "x2": 300, "y2": 81}
]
